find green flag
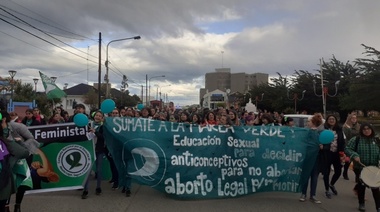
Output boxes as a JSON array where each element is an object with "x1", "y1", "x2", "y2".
[{"x1": 39, "y1": 71, "x2": 66, "y2": 99}]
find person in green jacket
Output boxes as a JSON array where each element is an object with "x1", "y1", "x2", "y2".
[{"x1": 345, "y1": 123, "x2": 380, "y2": 212}]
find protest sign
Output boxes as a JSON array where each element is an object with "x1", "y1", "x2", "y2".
[
  {"x1": 103, "y1": 117, "x2": 319, "y2": 199},
  {"x1": 26, "y1": 123, "x2": 95, "y2": 193}
]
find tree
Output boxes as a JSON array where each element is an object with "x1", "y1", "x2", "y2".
[
  {"x1": 340, "y1": 44, "x2": 380, "y2": 114},
  {"x1": 83, "y1": 88, "x2": 99, "y2": 111},
  {"x1": 13, "y1": 82, "x2": 59, "y2": 117},
  {"x1": 13, "y1": 82, "x2": 34, "y2": 102},
  {"x1": 353, "y1": 44, "x2": 380, "y2": 112}
]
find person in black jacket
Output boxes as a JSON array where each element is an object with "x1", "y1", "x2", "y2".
[
  {"x1": 81, "y1": 111, "x2": 106, "y2": 199},
  {"x1": 320, "y1": 114, "x2": 345, "y2": 199},
  {"x1": 21, "y1": 109, "x2": 41, "y2": 126}
]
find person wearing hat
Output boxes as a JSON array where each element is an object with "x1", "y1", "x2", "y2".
[{"x1": 68, "y1": 103, "x2": 88, "y2": 122}]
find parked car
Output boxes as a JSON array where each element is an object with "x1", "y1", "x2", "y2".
[{"x1": 283, "y1": 114, "x2": 312, "y2": 128}]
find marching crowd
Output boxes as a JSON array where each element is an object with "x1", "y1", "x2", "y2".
[
  {"x1": 0, "y1": 101, "x2": 380, "y2": 212},
  {"x1": 301, "y1": 113, "x2": 380, "y2": 212}
]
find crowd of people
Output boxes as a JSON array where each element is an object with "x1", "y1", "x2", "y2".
[
  {"x1": 90, "y1": 102, "x2": 296, "y2": 127},
  {"x1": 0, "y1": 101, "x2": 379, "y2": 212},
  {"x1": 300, "y1": 113, "x2": 380, "y2": 212}
]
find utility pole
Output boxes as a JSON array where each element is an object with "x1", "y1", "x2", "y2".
[
  {"x1": 98, "y1": 32, "x2": 102, "y2": 109},
  {"x1": 145, "y1": 74, "x2": 148, "y2": 106},
  {"x1": 141, "y1": 85, "x2": 144, "y2": 104}
]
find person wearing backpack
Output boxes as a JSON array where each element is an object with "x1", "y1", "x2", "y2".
[
  {"x1": 345, "y1": 123, "x2": 380, "y2": 212},
  {"x1": 0, "y1": 112, "x2": 30, "y2": 212}
]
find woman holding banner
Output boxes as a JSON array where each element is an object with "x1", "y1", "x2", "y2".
[
  {"x1": 299, "y1": 114, "x2": 323, "y2": 204},
  {"x1": 345, "y1": 123, "x2": 380, "y2": 212}
]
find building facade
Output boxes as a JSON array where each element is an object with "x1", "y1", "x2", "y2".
[{"x1": 200, "y1": 68, "x2": 268, "y2": 106}]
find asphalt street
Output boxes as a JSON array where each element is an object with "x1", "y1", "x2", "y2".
[{"x1": 11, "y1": 170, "x2": 378, "y2": 212}]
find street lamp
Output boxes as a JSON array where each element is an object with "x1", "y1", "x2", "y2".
[
  {"x1": 105, "y1": 35, "x2": 141, "y2": 98},
  {"x1": 313, "y1": 59, "x2": 340, "y2": 118},
  {"x1": 8, "y1": 70, "x2": 17, "y2": 100},
  {"x1": 255, "y1": 93, "x2": 264, "y2": 112},
  {"x1": 146, "y1": 75, "x2": 165, "y2": 106},
  {"x1": 33, "y1": 78, "x2": 39, "y2": 93},
  {"x1": 50, "y1": 76, "x2": 57, "y2": 83},
  {"x1": 225, "y1": 88, "x2": 231, "y2": 108},
  {"x1": 287, "y1": 90, "x2": 306, "y2": 113},
  {"x1": 158, "y1": 84, "x2": 171, "y2": 109},
  {"x1": 313, "y1": 80, "x2": 339, "y2": 118}
]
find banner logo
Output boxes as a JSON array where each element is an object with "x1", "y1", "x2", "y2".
[
  {"x1": 123, "y1": 138, "x2": 167, "y2": 187},
  {"x1": 57, "y1": 144, "x2": 92, "y2": 177}
]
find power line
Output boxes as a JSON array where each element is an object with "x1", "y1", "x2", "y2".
[
  {"x1": 2, "y1": 1, "x2": 95, "y2": 41},
  {"x1": 0, "y1": 16, "x2": 98, "y2": 64},
  {"x1": 101, "y1": 40, "x2": 139, "y2": 80},
  {"x1": 0, "y1": 30, "x2": 48, "y2": 52},
  {"x1": 0, "y1": 7, "x2": 98, "y2": 60},
  {"x1": 56, "y1": 67, "x2": 97, "y2": 78}
]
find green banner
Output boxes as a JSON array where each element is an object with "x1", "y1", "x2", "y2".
[
  {"x1": 103, "y1": 117, "x2": 319, "y2": 199},
  {"x1": 26, "y1": 123, "x2": 95, "y2": 193}
]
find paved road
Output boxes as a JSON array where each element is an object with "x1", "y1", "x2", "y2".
[{"x1": 11, "y1": 171, "x2": 377, "y2": 212}]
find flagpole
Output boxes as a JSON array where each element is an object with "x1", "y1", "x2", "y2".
[{"x1": 52, "y1": 99, "x2": 55, "y2": 113}]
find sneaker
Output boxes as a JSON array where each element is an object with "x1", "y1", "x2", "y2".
[
  {"x1": 112, "y1": 182, "x2": 119, "y2": 190},
  {"x1": 81, "y1": 190, "x2": 88, "y2": 199},
  {"x1": 358, "y1": 203, "x2": 365, "y2": 211},
  {"x1": 299, "y1": 194, "x2": 306, "y2": 202},
  {"x1": 121, "y1": 187, "x2": 126, "y2": 193},
  {"x1": 325, "y1": 191, "x2": 332, "y2": 199},
  {"x1": 126, "y1": 189, "x2": 131, "y2": 197},
  {"x1": 310, "y1": 196, "x2": 321, "y2": 204},
  {"x1": 329, "y1": 185, "x2": 338, "y2": 195},
  {"x1": 96, "y1": 188, "x2": 102, "y2": 195}
]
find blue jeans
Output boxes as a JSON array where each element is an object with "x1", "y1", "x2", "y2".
[
  {"x1": 106, "y1": 153, "x2": 119, "y2": 186},
  {"x1": 84, "y1": 152, "x2": 104, "y2": 190},
  {"x1": 302, "y1": 158, "x2": 319, "y2": 196}
]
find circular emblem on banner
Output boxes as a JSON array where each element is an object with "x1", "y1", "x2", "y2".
[
  {"x1": 56, "y1": 144, "x2": 92, "y2": 177},
  {"x1": 123, "y1": 138, "x2": 167, "y2": 187}
]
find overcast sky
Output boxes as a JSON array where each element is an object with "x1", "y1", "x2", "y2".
[{"x1": 1, "y1": 0, "x2": 379, "y2": 106}]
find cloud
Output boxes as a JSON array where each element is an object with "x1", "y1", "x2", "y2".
[{"x1": 0, "y1": 0, "x2": 380, "y2": 106}]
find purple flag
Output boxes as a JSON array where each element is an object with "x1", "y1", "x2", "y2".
[{"x1": 0, "y1": 140, "x2": 10, "y2": 160}]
